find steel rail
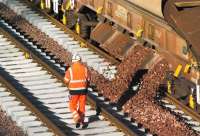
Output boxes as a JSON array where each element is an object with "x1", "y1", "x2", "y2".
[
  {"x1": 0, "y1": 27, "x2": 66, "y2": 136},
  {"x1": 166, "y1": 94, "x2": 200, "y2": 123},
  {"x1": 0, "y1": 18, "x2": 139, "y2": 136}
]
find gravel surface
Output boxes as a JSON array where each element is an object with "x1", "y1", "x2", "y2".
[
  {"x1": 0, "y1": 108, "x2": 25, "y2": 136},
  {"x1": 91, "y1": 45, "x2": 153, "y2": 102},
  {"x1": 0, "y1": 3, "x2": 198, "y2": 135},
  {"x1": 123, "y1": 59, "x2": 197, "y2": 136}
]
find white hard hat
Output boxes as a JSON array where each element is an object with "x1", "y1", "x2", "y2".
[{"x1": 72, "y1": 54, "x2": 81, "y2": 62}]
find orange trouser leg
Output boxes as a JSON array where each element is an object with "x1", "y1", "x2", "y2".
[
  {"x1": 78, "y1": 95, "x2": 86, "y2": 123},
  {"x1": 69, "y1": 95, "x2": 80, "y2": 123}
]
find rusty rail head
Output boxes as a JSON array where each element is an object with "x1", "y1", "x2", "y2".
[
  {"x1": 166, "y1": 94, "x2": 200, "y2": 123},
  {"x1": 0, "y1": 70, "x2": 66, "y2": 136},
  {"x1": 0, "y1": 27, "x2": 66, "y2": 136},
  {"x1": 86, "y1": 93, "x2": 139, "y2": 136}
]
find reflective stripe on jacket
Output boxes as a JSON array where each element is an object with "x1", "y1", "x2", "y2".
[{"x1": 64, "y1": 62, "x2": 90, "y2": 94}]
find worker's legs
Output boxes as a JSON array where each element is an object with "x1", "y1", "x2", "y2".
[
  {"x1": 45, "y1": 0, "x2": 51, "y2": 9},
  {"x1": 78, "y1": 95, "x2": 86, "y2": 123},
  {"x1": 69, "y1": 95, "x2": 80, "y2": 123},
  {"x1": 53, "y1": 0, "x2": 58, "y2": 14},
  {"x1": 49, "y1": 0, "x2": 54, "y2": 14},
  {"x1": 45, "y1": 0, "x2": 48, "y2": 8},
  {"x1": 53, "y1": 0, "x2": 55, "y2": 12},
  {"x1": 55, "y1": 0, "x2": 59, "y2": 14}
]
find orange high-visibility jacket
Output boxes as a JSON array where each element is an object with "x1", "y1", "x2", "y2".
[{"x1": 64, "y1": 62, "x2": 90, "y2": 95}]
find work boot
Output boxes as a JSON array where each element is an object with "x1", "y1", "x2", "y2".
[
  {"x1": 75, "y1": 123, "x2": 81, "y2": 128},
  {"x1": 81, "y1": 122, "x2": 88, "y2": 129}
]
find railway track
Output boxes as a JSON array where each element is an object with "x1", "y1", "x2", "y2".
[
  {"x1": 0, "y1": 0, "x2": 200, "y2": 135},
  {"x1": 160, "y1": 98, "x2": 200, "y2": 132},
  {"x1": 0, "y1": 15, "x2": 155, "y2": 136},
  {"x1": 0, "y1": 0, "x2": 119, "y2": 81},
  {"x1": 0, "y1": 83, "x2": 60, "y2": 136}
]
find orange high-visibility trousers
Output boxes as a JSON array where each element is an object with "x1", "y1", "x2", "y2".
[{"x1": 69, "y1": 95, "x2": 86, "y2": 123}]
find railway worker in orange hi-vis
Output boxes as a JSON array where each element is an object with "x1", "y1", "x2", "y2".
[{"x1": 64, "y1": 54, "x2": 90, "y2": 128}]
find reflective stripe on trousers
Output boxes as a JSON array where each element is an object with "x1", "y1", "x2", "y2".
[
  {"x1": 69, "y1": 95, "x2": 86, "y2": 123},
  {"x1": 72, "y1": 111, "x2": 80, "y2": 123}
]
